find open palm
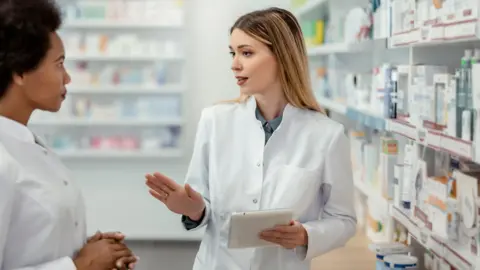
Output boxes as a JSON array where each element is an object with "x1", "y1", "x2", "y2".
[{"x1": 145, "y1": 172, "x2": 205, "y2": 218}]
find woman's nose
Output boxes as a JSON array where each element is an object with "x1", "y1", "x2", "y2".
[{"x1": 231, "y1": 58, "x2": 241, "y2": 71}]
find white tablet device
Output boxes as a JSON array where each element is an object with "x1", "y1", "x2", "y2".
[{"x1": 227, "y1": 209, "x2": 293, "y2": 249}]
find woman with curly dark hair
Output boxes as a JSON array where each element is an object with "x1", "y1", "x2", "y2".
[{"x1": 0, "y1": 0, "x2": 138, "y2": 269}]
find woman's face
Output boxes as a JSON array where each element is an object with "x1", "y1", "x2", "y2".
[
  {"x1": 229, "y1": 29, "x2": 279, "y2": 96},
  {"x1": 15, "y1": 32, "x2": 71, "y2": 112}
]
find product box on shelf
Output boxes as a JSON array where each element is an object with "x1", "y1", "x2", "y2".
[
  {"x1": 380, "y1": 136, "x2": 398, "y2": 200},
  {"x1": 433, "y1": 73, "x2": 454, "y2": 130},
  {"x1": 441, "y1": 0, "x2": 480, "y2": 41}
]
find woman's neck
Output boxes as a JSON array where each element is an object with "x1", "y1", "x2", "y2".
[
  {"x1": 0, "y1": 92, "x2": 33, "y2": 126},
  {"x1": 254, "y1": 91, "x2": 287, "y2": 121}
]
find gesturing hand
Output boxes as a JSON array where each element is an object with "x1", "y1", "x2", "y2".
[
  {"x1": 259, "y1": 220, "x2": 308, "y2": 249},
  {"x1": 145, "y1": 172, "x2": 206, "y2": 220}
]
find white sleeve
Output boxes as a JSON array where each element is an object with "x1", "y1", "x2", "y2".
[
  {"x1": 183, "y1": 108, "x2": 212, "y2": 230},
  {"x1": 296, "y1": 126, "x2": 357, "y2": 261},
  {"x1": 0, "y1": 149, "x2": 77, "y2": 270}
]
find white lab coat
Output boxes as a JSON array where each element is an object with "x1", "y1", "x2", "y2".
[
  {"x1": 184, "y1": 96, "x2": 357, "y2": 270},
  {"x1": 0, "y1": 116, "x2": 86, "y2": 270}
]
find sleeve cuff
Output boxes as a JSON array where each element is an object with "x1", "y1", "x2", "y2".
[
  {"x1": 295, "y1": 222, "x2": 316, "y2": 261},
  {"x1": 182, "y1": 203, "x2": 210, "y2": 230},
  {"x1": 295, "y1": 245, "x2": 308, "y2": 260}
]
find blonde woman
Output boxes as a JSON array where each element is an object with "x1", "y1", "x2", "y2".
[{"x1": 145, "y1": 7, "x2": 356, "y2": 270}]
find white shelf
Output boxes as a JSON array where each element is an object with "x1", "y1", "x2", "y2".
[
  {"x1": 386, "y1": 119, "x2": 474, "y2": 161},
  {"x1": 29, "y1": 118, "x2": 183, "y2": 126},
  {"x1": 68, "y1": 84, "x2": 183, "y2": 94},
  {"x1": 307, "y1": 39, "x2": 387, "y2": 56},
  {"x1": 294, "y1": 0, "x2": 327, "y2": 17},
  {"x1": 56, "y1": 149, "x2": 182, "y2": 158},
  {"x1": 66, "y1": 54, "x2": 183, "y2": 61},
  {"x1": 64, "y1": 20, "x2": 182, "y2": 29},
  {"x1": 316, "y1": 97, "x2": 347, "y2": 114},
  {"x1": 391, "y1": 205, "x2": 476, "y2": 269}
]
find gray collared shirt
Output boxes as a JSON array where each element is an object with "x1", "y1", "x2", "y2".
[{"x1": 255, "y1": 108, "x2": 282, "y2": 144}]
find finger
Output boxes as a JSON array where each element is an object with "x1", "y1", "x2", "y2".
[
  {"x1": 116, "y1": 256, "x2": 137, "y2": 270},
  {"x1": 260, "y1": 235, "x2": 283, "y2": 245},
  {"x1": 110, "y1": 242, "x2": 130, "y2": 251},
  {"x1": 270, "y1": 225, "x2": 299, "y2": 233},
  {"x1": 87, "y1": 231, "x2": 102, "y2": 243},
  {"x1": 113, "y1": 249, "x2": 134, "y2": 260},
  {"x1": 261, "y1": 235, "x2": 299, "y2": 248},
  {"x1": 128, "y1": 256, "x2": 139, "y2": 270},
  {"x1": 145, "y1": 175, "x2": 169, "y2": 192},
  {"x1": 149, "y1": 189, "x2": 167, "y2": 203},
  {"x1": 152, "y1": 172, "x2": 180, "y2": 191},
  {"x1": 261, "y1": 230, "x2": 297, "y2": 240},
  {"x1": 101, "y1": 232, "x2": 125, "y2": 242},
  {"x1": 121, "y1": 255, "x2": 138, "y2": 265},
  {"x1": 145, "y1": 176, "x2": 172, "y2": 196}
]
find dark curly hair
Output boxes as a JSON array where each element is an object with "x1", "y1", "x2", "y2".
[{"x1": 0, "y1": 0, "x2": 62, "y2": 99}]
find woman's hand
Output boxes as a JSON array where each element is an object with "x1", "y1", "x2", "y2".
[
  {"x1": 259, "y1": 220, "x2": 308, "y2": 249},
  {"x1": 87, "y1": 231, "x2": 138, "y2": 269},
  {"x1": 145, "y1": 172, "x2": 205, "y2": 220}
]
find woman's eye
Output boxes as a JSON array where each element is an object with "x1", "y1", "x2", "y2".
[
  {"x1": 243, "y1": 51, "x2": 252, "y2": 57},
  {"x1": 229, "y1": 52, "x2": 235, "y2": 57}
]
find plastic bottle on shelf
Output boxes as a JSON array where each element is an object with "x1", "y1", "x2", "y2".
[{"x1": 383, "y1": 254, "x2": 418, "y2": 269}]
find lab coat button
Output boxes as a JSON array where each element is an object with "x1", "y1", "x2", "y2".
[
  {"x1": 63, "y1": 180, "x2": 68, "y2": 186},
  {"x1": 75, "y1": 221, "x2": 78, "y2": 227},
  {"x1": 256, "y1": 162, "x2": 261, "y2": 167},
  {"x1": 253, "y1": 199, "x2": 258, "y2": 204}
]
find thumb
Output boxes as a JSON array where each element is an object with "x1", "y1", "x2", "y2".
[
  {"x1": 87, "y1": 231, "x2": 102, "y2": 243},
  {"x1": 185, "y1": 184, "x2": 202, "y2": 201}
]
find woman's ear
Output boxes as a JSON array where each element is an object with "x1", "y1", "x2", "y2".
[{"x1": 12, "y1": 73, "x2": 25, "y2": 86}]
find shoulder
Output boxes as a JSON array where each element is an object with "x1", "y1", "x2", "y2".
[
  {"x1": 297, "y1": 109, "x2": 346, "y2": 139},
  {"x1": 199, "y1": 101, "x2": 247, "y2": 124}
]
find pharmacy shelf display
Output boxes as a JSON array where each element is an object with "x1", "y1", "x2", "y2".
[
  {"x1": 30, "y1": 0, "x2": 186, "y2": 159},
  {"x1": 294, "y1": 0, "x2": 480, "y2": 267}
]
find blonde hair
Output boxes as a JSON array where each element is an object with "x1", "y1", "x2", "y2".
[{"x1": 227, "y1": 7, "x2": 324, "y2": 113}]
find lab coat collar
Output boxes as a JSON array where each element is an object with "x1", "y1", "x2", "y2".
[
  {"x1": 0, "y1": 115, "x2": 35, "y2": 144},
  {"x1": 246, "y1": 95, "x2": 298, "y2": 123}
]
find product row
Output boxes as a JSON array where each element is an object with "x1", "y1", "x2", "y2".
[
  {"x1": 67, "y1": 62, "x2": 180, "y2": 87},
  {"x1": 390, "y1": 0, "x2": 478, "y2": 45},
  {"x1": 297, "y1": 0, "x2": 478, "y2": 48},
  {"x1": 35, "y1": 128, "x2": 181, "y2": 152},
  {"x1": 31, "y1": 96, "x2": 181, "y2": 121},
  {"x1": 351, "y1": 129, "x2": 480, "y2": 267},
  {"x1": 62, "y1": 33, "x2": 180, "y2": 58},
  {"x1": 63, "y1": 0, "x2": 184, "y2": 26},
  {"x1": 313, "y1": 48, "x2": 480, "y2": 143}
]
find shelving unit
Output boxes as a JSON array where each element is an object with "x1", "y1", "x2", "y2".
[
  {"x1": 294, "y1": 0, "x2": 480, "y2": 268},
  {"x1": 30, "y1": 0, "x2": 186, "y2": 158}
]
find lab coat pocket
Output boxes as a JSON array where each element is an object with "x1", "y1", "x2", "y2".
[{"x1": 273, "y1": 165, "x2": 321, "y2": 214}]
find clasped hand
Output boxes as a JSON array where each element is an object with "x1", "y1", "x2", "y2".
[
  {"x1": 259, "y1": 220, "x2": 308, "y2": 249},
  {"x1": 74, "y1": 231, "x2": 138, "y2": 270}
]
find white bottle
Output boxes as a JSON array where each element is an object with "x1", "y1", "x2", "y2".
[{"x1": 462, "y1": 110, "x2": 472, "y2": 141}]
